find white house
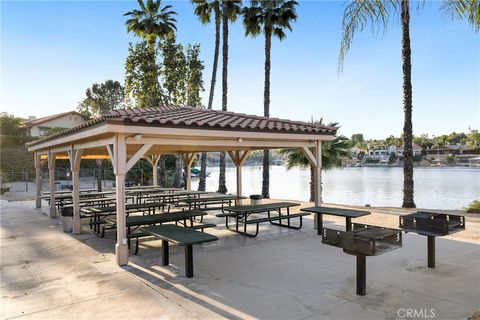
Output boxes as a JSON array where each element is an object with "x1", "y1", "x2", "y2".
[
  {"x1": 23, "y1": 111, "x2": 86, "y2": 137},
  {"x1": 394, "y1": 144, "x2": 422, "y2": 157}
]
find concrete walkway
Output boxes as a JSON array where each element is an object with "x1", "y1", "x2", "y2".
[{"x1": 1, "y1": 200, "x2": 479, "y2": 319}]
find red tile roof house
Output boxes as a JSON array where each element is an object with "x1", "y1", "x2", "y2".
[{"x1": 22, "y1": 111, "x2": 87, "y2": 138}]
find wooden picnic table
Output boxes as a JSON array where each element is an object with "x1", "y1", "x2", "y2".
[
  {"x1": 218, "y1": 202, "x2": 307, "y2": 237},
  {"x1": 300, "y1": 206, "x2": 371, "y2": 235},
  {"x1": 142, "y1": 225, "x2": 218, "y2": 277},
  {"x1": 184, "y1": 195, "x2": 246, "y2": 212}
]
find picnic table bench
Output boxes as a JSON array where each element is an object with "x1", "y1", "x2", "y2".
[
  {"x1": 184, "y1": 195, "x2": 246, "y2": 212},
  {"x1": 142, "y1": 225, "x2": 218, "y2": 278},
  {"x1": 217, "y1": 202, "x2": 307, "y2": 237}
]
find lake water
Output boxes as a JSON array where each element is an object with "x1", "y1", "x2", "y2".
[{"x1": 191, "y1": 166, "x2": 480, "y2": 210}]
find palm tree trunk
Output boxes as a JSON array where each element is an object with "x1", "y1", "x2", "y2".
[
  {"x1": 218, "y1": 0, "x2": 229, "y2": 194},
  {"x1": 198, "y1": 153, "x2": 207, "y2": 191},
  {"x1": 401, "y1": 0, "x2": 416, "y2": 208},
  {"x1": 208, "y1": 10, "x2": 221, "y2": 110},
  {"x1": 199, "y1": 9, "x2": 221, "y2": 191},
  {"x1": 261, "y1": 29, "x2": 272, "y2": 199}
]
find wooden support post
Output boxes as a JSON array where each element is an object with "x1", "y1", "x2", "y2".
[
  {"x1": 314, "y1": 141, "x2": 322, "y2": 229},
  {"x1": 34, "y1": 153, "x2": 42, "y2": 208},
  {"x1": 227, "y1": 151, "x2": 250, "y2": 202},
  {"x1": 68, "y1": 148, "x2": 83, "y2": 234},
  {"x1": 113, "y1": 134, "x2": 128, "y2": 266},
  {"x1": 182, "y1": 153, "x2": 196, "y2": 191},
  {"x1": 47, "y1": 152, "x2": 56, "y2": 218},
  {"x1": 145, "y1": 155, "x2": 161, "y2": 186},
  {"x1": 300, "y1": 143, "x2": 322, "y2": 229}
]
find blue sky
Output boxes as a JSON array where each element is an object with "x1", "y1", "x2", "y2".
[{"x1": 1, "y1": 0, "x2": 478, "y2": 139}]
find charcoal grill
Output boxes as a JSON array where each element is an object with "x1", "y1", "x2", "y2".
[
  {"x1": 399, "y1": 211, "x2": 465, "y2": 268},
  {"x1": 322, "y1": 223, "x2": 402, "y2": 295}
]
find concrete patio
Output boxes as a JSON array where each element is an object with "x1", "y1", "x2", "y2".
[{"x1": 1, "y1": 200, "x2": 479, "y2": 320}]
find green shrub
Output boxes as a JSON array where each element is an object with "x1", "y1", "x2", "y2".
[{"x1": 466, "y1": 200, "x2": 480, "y2": 213}]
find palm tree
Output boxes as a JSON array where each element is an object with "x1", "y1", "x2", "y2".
[
  {"x1": 218, "y1": 0, "x2": 242, "y2": 194},
  {"x1": 125, "y1": 0, "x2": 177, "y2": 45},
  {"x1": 338, "y1": 0, "x2": 479, "y2": 208},
  {"x1": 243, "y1": 0, "x2": 298, "y2": 199},
  {"x1": 192, "y1": 0, "x2": 222, "y2": 191},
  {"x1": 281, "y1": 121, "x2": 350, "y2": 202}
]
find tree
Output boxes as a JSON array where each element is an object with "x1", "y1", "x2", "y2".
[
  {"x1": 281, "y1": 121, "x2": 349, "y2": 202},
  {"x1": 186, "y1": 44, "x2": 205, "y2": 107},
  {"x1": 0, "y1": 113, "x2": 23, "y2": 136},
  {"x1": 338, "y1": 0, "x2": 479, "y2": 208},
  {"x1": 218, "y1": 0, "x2": 242, "y2": 194},
  {"x1": 77, "y1": 80, "x2": 124, "y2": 118},
  {"x1": 124, "y1": 0, "x2": 178, "y2": 108},
  {"x1": 191, "y1": 0, "x2": 222, "y2": 191},
  {"x1": 124, "y1": 42, "x2": 164, "y2": 108},
  {"x1": 124, "y1": 0, "x2": 177, "y2": 45},
  {"x1": 159, "y1": 38, "x2": 205, "y2": 188},
  {"x1": 351, "y1": 133, "x2": 364, "y2": 146},
  {"x1": 243, "y1": 0, "x2": 298, "y2": 198}
]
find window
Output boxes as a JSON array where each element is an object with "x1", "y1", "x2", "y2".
[{"x1": 39, "y1": 128, "x2": 50, "y2": 136}]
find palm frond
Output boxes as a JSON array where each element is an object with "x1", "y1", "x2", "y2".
[
  {"x1": 242, "y1": 0, "x2": 297, "y2": 40},
  {"x1": 441, "y1": 0, "x2": 480, "y2": 32},
  {"x1": 338, "y1": 0, "x2": 399, "y2": 74}
]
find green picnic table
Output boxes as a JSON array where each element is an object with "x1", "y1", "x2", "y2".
[
  {"x1": 184, "y1": 195, "x2": 246, "y2": 212},
  {"x1": 142, "y1": 225, "x2": 218, "y2": 278},
  {"x1": 217, "y1": 202, "x2": 308, "y2": 237},
  {"x1": 81, "y1": 202, "x2": 169, "y2": 236},
  {"x1": 300, "y1": 206, "x2": 371, "y2": 235},
  {"x1": 144, "y1": 190, "x2": 208, "y2": 205},
  {"x1": 122, "y1": 210, "x2": 214, "y2": 254}
]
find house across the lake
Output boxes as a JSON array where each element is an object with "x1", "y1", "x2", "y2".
[{"x1": 22, "y1": 111, "x2": 87, "y2": 137}]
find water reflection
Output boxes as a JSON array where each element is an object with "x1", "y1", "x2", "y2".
[{"x1": 191, "y1": 166, "x2": 479, "y2": 209}]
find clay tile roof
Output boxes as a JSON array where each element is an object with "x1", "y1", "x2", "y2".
[{"x1": 27, "y1": 106, "x2": 337, "y2": 146}]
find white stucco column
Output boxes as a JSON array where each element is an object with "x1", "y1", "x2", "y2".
[
  {"x1": 113, "y1": 134, "x2": 128, "y2": 265},
  {"x1": 34, "y1": 153, "x2": 42, "y2": 208},
  {"x1": 69, "y1": 148, "x2": 83, "y2": 234},
  {"x1": 47, "y1": 152, "x2": 56, "y2": 218}
]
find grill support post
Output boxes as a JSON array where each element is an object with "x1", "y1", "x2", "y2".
[
  {"x1": 185, "y1": 245, "x2": 193, "y2": 278},
  {"x1": 162, "y1": 240, "x2": 169, "y2": 266},
  {"x1": 427, "y1": 236, "x2": 435, "y2": 268},
  {"x1": 356, "y1": 255, "x2": 366, "y2": 295}
]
